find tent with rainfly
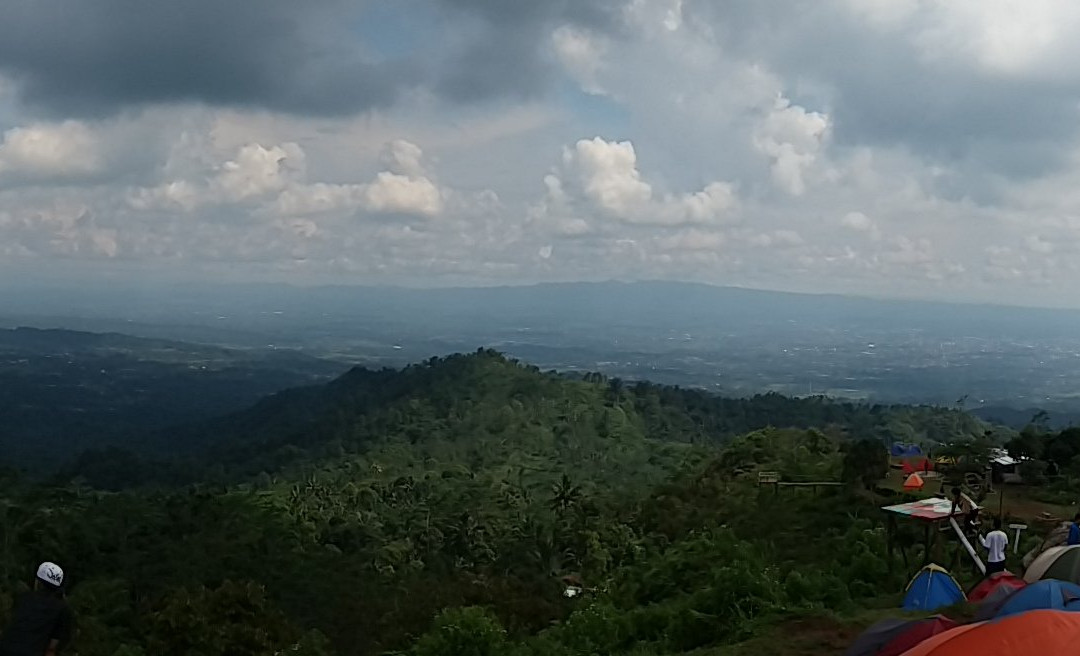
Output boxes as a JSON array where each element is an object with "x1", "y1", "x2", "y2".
[
  {"x1": 902, "y1": 564, "x2": 965, "y2": 612},
  {"x1": 899, "y1": 609, "x2": 1080, "y2": 655},
  {"x1": 975, "y1": 578, "x2": 1080, "y2": 620},
  {"x1": 1025, "y1": 545, "x2": 1080, "y2": 584},
  {"x1": 843, "y1": 615, "x2": 957, "y2": 656},
  {"x1": 967, "y1": 571, "x2": 1026, "y2": 604}
]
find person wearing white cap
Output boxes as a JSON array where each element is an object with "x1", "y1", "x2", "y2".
[{"x1": 0, "y1": 562, "x2": 75, "y2": 656}]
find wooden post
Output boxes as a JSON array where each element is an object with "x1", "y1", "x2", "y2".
[
  {"x1": 929, "y1": 520, "x2": 940, "y2": 564},
  {"x1": 886, "y1": 514, "x2": 895, "y2": 574},
  {"x1": 1009, "y1": 524, "x2": 1028, "y2": 554},
  {"x1": 923, "y1": 523, "x2": 932, "y2": 566}
]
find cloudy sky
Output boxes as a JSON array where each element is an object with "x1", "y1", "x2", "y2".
[{"x1": 2, "y1": 0, "x2": 1080, "y2": 307}]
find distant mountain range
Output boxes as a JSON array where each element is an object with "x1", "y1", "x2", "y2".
[{"x1": 5, "y1": 279, "x2": 1080, "y2": 339}]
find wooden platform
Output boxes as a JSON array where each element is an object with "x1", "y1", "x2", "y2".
[{"x1": 757, "y1": 472, "x2": 843, "y2": 495}]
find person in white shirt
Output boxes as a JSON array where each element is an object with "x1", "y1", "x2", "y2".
[{"x1": 979, "y1": 517, "x2": 1009, "y2": 574}]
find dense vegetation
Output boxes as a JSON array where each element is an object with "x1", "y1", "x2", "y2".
[
  {"x1": 69, "y1": 348, "x2": 990, "y2": 489},
  {"x1": 1003, "y1": 416, "x2": 1080, "y2": 501},
  {"x1": 0, "y1": 351, "x2": 1000, "y2": 655}
]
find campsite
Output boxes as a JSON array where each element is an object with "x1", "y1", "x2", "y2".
[
  {"x1": 737, "y1": 434, "x2": 1080, "y2": 655},
  {"x1": 826, "y1": 440, "x2": 1080, "y2": 656}
]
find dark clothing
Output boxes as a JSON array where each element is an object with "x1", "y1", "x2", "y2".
[
  {"x1": 986, "y1": 559, "x2": 1007, "y2": 574},
  {"x1": 0, "y1": 591, "x2": 74, "y2": 656},
  {"x1": 966, "y1": 509, "x2": 980, "y2": 532},
  {"x1": 1069, "y1": 522, "x2": 1080, "y2": 546}
]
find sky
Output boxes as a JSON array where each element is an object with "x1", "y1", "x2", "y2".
[{"x1": 2, "y1": 0, "x2": 1080, "y2": 307}]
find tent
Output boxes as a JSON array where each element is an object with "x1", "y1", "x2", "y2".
[
  {"x1": 1025, "y1": 545, "x2": 1080, "y2": 584},
  {"x1": 975, "y1": 579, "x2": 1080, "y2": 620},
  {"x1": 899, "y1": 609, "x2": 1080, "y2": 655},
  {"x1": 891, "y1": 443, "x2": 923, "y2": 458},
  {"x1": 902, "y1": 458, "x2": 934, "y2": 475},
  {"x1": 903, "y1": 473, "x2": 925, "y2": 490},
  {"x1": 967, "y1": 571, "x2": 1026, "y2": 604},
  {"x1": 974, "y1": 580, "x2": 1024, "y2": 611},
  {"x1": 1023, "y1": 522, "x2": 1073, "y2": 569},
  {"x1": 844, "y1": 616, "x2": 957, "y2": 656},
  {"x1": 902, "y1": 565, "x2": 965, "y2": 611}
]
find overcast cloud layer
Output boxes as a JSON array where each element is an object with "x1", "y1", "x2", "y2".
[{"x1": 3, "y1": 0, "x2": 1080, "y2": 307}]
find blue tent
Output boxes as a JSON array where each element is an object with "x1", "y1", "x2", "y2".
[
  {"x1": 979, "y1": 579, "x2": 1080, "y2": 620},
  {"x1": 890, "y1": 443, "x2": 924, "y2": 458},
  {"x1": 902, "y1": 564, "x2": 965, "y2": 611}
]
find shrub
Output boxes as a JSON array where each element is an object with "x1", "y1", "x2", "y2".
[
  {"x1": 663, "y1": 604, "x2": 726, "y2": 651},
  {"x1": 784, "y1": 570, "x2": 851, "y2": 609},
  {"x1": 551, "y1": 602, "x2": 629, "y2": 655},
  {"x1": 412, "y1": 607, "x2": 508, "y2": 656},
  {"x1": 1018, "y1": 460, "x2": 1049, "y2": 486}
]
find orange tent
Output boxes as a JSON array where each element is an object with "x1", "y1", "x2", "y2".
[
  {"x1": 900, "y1": 609, "x2": 1080, "y2": 655},
  {"x1": 903, "y1": 473, "x2": 924, "y2": 490}
]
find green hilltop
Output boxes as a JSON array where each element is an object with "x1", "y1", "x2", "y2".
[{"x1": 0, "y1": 350, "x2": 1011, "y2": 655}]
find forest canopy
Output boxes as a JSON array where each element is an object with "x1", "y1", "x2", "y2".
[{"x1": 0, "y1": 351, "x2": 1004, "y2": 655}]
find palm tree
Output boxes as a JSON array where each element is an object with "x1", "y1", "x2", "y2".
[{"x1": 550, "y1": 474, "x2": 582, "y2": 513}]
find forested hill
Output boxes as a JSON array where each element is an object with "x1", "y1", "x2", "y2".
[
  {"x1": 73, "y1": 349, "x2": 994, "y2": 489},
  {"x1": 4, "y1": 349, "x2": 1009, "y2": 655}
]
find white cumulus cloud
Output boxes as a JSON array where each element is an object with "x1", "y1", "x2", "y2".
[
  {"x1": 544, "y1": 137, "x2": 737, "y2": 227},
  {"x1": 217, "y1": 143, "x2": 305, "y2": 202},
  {"x1": 753, "y1": 96, "x2": 829, "y2": 196},
  {"x1": 551, "y1": 25, "x2": 608, "y2": 95},
  {"x1": 0, "y1": 121, "x2": 102, "y2": 180},
  {"x1": 363, "y1": 172, "x2": 443, "y2": 217},
  {"x1": 380, "y1": 139, "x2": 427, "y2": 178}
]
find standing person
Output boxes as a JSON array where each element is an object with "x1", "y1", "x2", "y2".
[
  {"x1": 979, "y1": 517, "x2": 1009, "y2": 574},
  {"x1": 949, "y1": 486, "x2": 979, "y2": 533},
  {"x1": 0, "y1": 562, "x2": 75, "y2": 656},
  {"x1": 1069, "y1": 513, "x2": 1080, "y2": 546}
]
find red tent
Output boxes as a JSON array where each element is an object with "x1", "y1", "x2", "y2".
[
  {"x1": 879, "y1": 615, "x2": 956, "y2": 656},
  {"x1": 902, "y1": 458, "x2": 934, "y2": 475},
  {"x1": 845, "y1": 615, "x2": 957, "y2": 656},
  {"x1": 968, "y1": 571, "x2": 1026, "y2": 604}
]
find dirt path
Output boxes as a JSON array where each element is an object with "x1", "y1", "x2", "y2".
[{"x1": 704, "y1": 614, "x2": 871, "y2": 656}]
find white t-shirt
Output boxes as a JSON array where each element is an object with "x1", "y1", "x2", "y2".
[{"x1": 980, "y1": 530, "x2": 1009, "y2": 563}]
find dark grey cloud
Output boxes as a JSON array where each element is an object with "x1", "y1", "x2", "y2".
[
  {"x1": 687, "y1": 1, "x2": 1080, "y2": 178},
  {"x1": 0, "y1": 1, "x2": 424, "y2": 117},
  {"x1": 0, "y1": 0, "x2": 623, "y2": 118}
]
